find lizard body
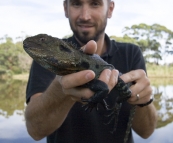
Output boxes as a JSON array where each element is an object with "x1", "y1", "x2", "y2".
[{"x1": 23, "y1": 34, "x2": 132, "y2": 106}]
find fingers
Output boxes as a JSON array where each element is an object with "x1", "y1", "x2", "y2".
[
  {"x1": 120, "y1": 69, "x2": 152, "y2": 105},
  {"x1": 57, "y1": 68, "x2": 152, "y2": 105},
  {"x1": 56, "y1": 70, "x2": 95, "y2": 100},
  {"x1": 80, "y1": 40, "x2": 97, "y2": 54},
  {"x1": 120, "y1": 69, "x2": 147, "y2": 84},
  {"x1": 58, "y1": 70, "x2": 95, "y2": 89},
  {"x1": 99, "y1": 69, "x2": 119, "y2": 92},
  {"x1": 62, "y1": 85, "x2": 95, "y2": 101},
  {"x1": 56, "y1": 69, "x2": 119, "y2": 101},
  {"x1": 128, "y1": 85, "x2": 152, "y2": 105}
]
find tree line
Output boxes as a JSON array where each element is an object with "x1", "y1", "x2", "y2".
[
  {"x1": 0, "y1": 23, "x2": 173, "y2": 76},
  {"x1": 111, "y1": 23, "x2": 173, "y2": 65},
  {"x1": 0, "y1": 36, "x2": 32, "y2": 77}
]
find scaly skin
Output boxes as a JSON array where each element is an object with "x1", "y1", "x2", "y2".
[{"x1": 23, "y1": 34, "x2": 133, "y2": 143}]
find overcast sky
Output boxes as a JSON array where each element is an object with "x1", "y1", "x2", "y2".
[{"x1": 0, "y1": 0, "x2": 173, "y2": 41}]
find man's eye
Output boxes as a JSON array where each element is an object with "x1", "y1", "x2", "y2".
[
  {"x1": 91, "y1": 2, "x2": 100, "y2": 7},
  {"x1": 71, "y1": 2, "x2": 81, "y2": 7}
]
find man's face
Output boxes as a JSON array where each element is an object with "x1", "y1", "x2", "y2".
[{"x1": 64, "y1": 0, "x2": 114, "y2": 44}]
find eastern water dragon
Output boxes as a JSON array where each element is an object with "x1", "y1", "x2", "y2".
[{"x1": 23, "y1": 34, "x2": 136, "y2": 143}]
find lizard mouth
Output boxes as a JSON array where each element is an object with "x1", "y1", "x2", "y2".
[
  {"x1": 23, "y1": 43, "x2": 47, "y2": 60},
  {"x1": 23, "y1": 41, "x2": 46, "y2": 54}
]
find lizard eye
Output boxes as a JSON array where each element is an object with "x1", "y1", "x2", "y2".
[{"x1": 39, "y1": 37, "x2": 46, "y2": 42}]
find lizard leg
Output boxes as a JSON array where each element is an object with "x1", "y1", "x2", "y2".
[
  {"x1": 115, "y1": 77, "x2": 132, "y2": 103},
  {"x1": 81, "y1": 79, "x2": 109, "y2": 112}
]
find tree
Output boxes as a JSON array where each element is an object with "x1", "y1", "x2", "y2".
[
  {"x1": 110, "y1": 34, "x2": 138, "y2": 45},
  {"x1": 122, "y1": 23, "x2": 173, "y2": 64},
  {"x1": 0, "y1": 35, "x2": 32, "y2": 76}
]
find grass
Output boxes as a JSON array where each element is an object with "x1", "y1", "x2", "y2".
[
  {"x1": 9, "y1": 63, "x2": 173, "y2": 81},
  {"x1": 146, "y1": 63, "x2": 173, "y2": 78},
  {"x1": 12, "y1": 73, "x2": 29, "y2": 81}
]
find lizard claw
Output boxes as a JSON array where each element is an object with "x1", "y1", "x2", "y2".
[{"x1": 81, "y1": 98, "x2": 109, "y2": 111}]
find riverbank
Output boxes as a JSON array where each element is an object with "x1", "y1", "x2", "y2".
[
  {"x1": 146, "y1": 63, "x2": 173, "y2": 78},
  {"x1": 12, "y1": 73, "x2": 29, "y2": 81},
  {"x1": 9, "y1": 64, "x2": 173, "y2": 81}
]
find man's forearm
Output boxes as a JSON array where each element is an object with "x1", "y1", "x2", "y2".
[
  {"x1": 132, "y1": 103, "x2": 157, "y2": 138},
  {"x1": 25, "y1": 77, "x2": 76, "y2": 140}
]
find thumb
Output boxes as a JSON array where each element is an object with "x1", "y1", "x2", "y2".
[{"x1": 81, "y1": 40, "x2": 97, "y2": 54}]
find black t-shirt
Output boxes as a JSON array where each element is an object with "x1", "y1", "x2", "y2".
[{"x1": 26, "y1": 34, "x2": 146, "y2": 143}]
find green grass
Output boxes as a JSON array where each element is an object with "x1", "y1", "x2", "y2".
[
  {"x1": 12, "y1": 73, "x2": 29, "y2": 81},
  {"x1": 6, "y1": 63, "x2": 173, "y2": 82},
  {"x1": 147, "y1": 63, "x2": 173, "y2": 78},
  {"x1": 146, "y1": 63, "x2": 173, "y2": 86}
]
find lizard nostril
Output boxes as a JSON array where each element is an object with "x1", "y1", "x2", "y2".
[
  {"x1": 39, "y1": 37, "x2": 46, "y2": 42},
  {"x1": 23, "y1": 42, "x2": 28, "y2": 48}
]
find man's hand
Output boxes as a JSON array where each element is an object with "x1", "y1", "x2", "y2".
[
  {"x1": 120, "y1": 70, "x2": 152, "y2": 105},
  {"x1": 80, "y1": 40, "x2": 97, "y2": 54},
  {"x1": 121, "y1": 70, "x2": 157, "y2": 139}
]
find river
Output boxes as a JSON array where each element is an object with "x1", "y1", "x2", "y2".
[{"x1": 0, "y1": 78, "x2": 172, "y2": 143}]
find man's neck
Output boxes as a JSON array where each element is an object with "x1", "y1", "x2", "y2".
[{"x1": 95, "y1": 34, "x2": 107, "y2": 56}]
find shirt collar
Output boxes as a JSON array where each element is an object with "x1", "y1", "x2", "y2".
[{"x1": 65, "y1": 33, "x2": 116, "y2": 57}]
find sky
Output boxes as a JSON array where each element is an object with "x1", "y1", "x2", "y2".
[{"x1": 0, "y1": 0, "x2": 173, "y2": 41}]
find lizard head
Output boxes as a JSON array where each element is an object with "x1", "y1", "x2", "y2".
[{"x1": 23, "y1": 34, "x2": 85, "y2": 75}]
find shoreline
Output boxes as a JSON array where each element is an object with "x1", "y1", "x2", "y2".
[
  {"x1": 11, "y1": 73, "x2": 173, "y2": 81},
  {"x1": 12, "y1": 73, "x2": 29, "y2": 81},
  {"x1": 148, "y1": 76, "x2": 173, "y2": 78}
]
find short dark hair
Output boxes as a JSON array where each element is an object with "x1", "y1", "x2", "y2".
[{"x1": 64, "y1": 0, "x2": 111, "y2": 2}]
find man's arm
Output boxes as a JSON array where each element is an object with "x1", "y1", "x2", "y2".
[
  {"x1": 25, "y1": 70, "x2": 95, "y2": 140},
  {"x1": 132, "y1": 103, "x2": 157, "y2": 138},
  {"x1": 121, "y1": 70, "x2": 157, "y2": 138}
]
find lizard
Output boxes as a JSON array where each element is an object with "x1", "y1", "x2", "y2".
[{"x1": 23, "y1": 34, "x2": 134, "y2": 143}]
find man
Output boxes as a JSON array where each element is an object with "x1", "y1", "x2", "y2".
[{"x1": 25, "y1": 0, "x2": 157, "y2": 143}]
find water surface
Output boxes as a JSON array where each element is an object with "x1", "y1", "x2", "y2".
[{"x1": 0, "y1": 78, "x2": 172, "y2": 143}]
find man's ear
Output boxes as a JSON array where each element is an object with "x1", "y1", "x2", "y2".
[
  {"x1": 107, "y1": 1, "x2": 115, "y2": 18},
  {"x1": 63, "y1": 1, "x2": 69, "y2": 18}
]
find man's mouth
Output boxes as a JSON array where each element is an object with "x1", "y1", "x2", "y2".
[{"x1": 78, "y1": 24, "x2": 94, "y2": 31}]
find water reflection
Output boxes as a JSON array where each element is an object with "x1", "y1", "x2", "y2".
[
  {"x1": 0, "y1": 110, "x2": 45, "y2": 143},
  {"x1": 0, "y1": 79, "x2": 46, "y2": 143},
  {"x1": 153, "y1": 85, "x2": 173, "y2": 128},
  {"x1": 0, "y1": 78, "x2": 173, "y2": 142},
  {"x1": 0, "y1": 80, "x2": 26, "y2": 118},
  {"x1": 133, "y1": 122, "x2": 173, "y2": 143}
]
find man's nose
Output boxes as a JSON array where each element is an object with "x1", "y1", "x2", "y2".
[{"x1": 79, "y1": 6, "x2": 91, "y2": 21}]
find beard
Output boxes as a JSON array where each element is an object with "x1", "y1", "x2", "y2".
[{"x1": 69, "y1": 17, "x2": 107, "y2": 44}]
